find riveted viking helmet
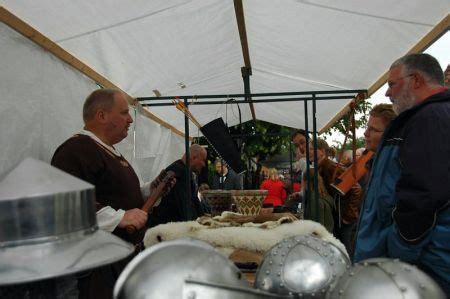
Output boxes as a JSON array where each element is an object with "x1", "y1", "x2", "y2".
[
  {"x1": 254, "y1": 235, "x2": 350, "y2": 298},
  {"x1": 326, "y1": 258, "x2": 446, "y2": 299}
]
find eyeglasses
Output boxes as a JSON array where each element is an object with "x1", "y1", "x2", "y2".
[
  {"x1": 387, "y1": 74, "x2": 414, "y2": 89},
  {"x1": 365, "y1": 126, "x2": 384, "y2": 134}
]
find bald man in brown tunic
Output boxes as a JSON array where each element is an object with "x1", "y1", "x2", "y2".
[{"x1": 52, "y1": 89, "x2": 169, "y2": 298}]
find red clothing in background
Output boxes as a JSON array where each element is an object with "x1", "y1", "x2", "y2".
[{"x1": 260, "y1": 179, "x2": 286, "y2": 206}]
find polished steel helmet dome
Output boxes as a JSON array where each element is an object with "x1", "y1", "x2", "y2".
[
  {"x1": 114, "y1": 238, "x2": 248, "y2": 298},
  {"x1": 254, "y1": 234, "x2": 350, "y2": 298},
  {"x1": 326, "y1": 258, "x2": 446, "y2": 299},
  {"x1": 115, "y1": 237, "x2": 295, "y2": 298}
]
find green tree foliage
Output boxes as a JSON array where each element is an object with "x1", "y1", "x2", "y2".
[
  {"x1": 196, "y1": 100, "x2": 371, "y2": 167},
  {"x1": 323, "y1": 100, "x2": 372, "y2": 150},
  {"x1": 229, "y1": 120, "x2": 292, "y2": 162},
  {"x1": 195, "y1": 120, "x2": 293, "y2": 166},
  {"x1": 323, "y1": 99, "x2": 372, "y2": 143},
  {"x1": 334, "y1": 137, "x2": 366, "y2": 152}
]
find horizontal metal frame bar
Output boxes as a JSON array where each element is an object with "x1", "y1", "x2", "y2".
[
  {"x1": 229, "y1": 132, "x2": 293, "y2": 138},
  {"x1": 141, "y1": 95, "x2": 361, "y2": 107},
  {"x1": 137, "y1": 89, "x2": 367, "y2": 101}
]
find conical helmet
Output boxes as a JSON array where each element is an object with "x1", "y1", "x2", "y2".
[{"x1": 0, "y1": 158, "x2": 134, "y2": 286}]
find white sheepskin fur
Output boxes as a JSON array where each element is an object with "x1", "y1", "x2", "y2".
[{"x1": 144, "y1": 219, "x2": 348, "y2": 257}]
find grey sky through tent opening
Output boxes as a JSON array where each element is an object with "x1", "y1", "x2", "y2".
[{"x1": 326, "y1": 30, "x2": 450, "y2": 147}]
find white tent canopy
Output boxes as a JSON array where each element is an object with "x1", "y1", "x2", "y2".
[{"x1": 1, "y1": 1, "x2": 449, "y2": 179}]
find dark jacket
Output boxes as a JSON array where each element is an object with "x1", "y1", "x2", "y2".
[
  {"x1": 354, "y1": 90, "x2": 450, "y2": 290},
  {"x1": 211, "y1": 169, "x2": 242, "y2": 190},
  {"x1": 148, "y1": 160, "x2": 204, "y2": 227}
]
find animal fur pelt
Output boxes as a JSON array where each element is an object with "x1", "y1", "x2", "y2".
[
  {"x1": 144, "y1": 219, "x2": 348, "y2": 258},
  {"x1": 197, "y1": 211, "x2": 297, "y2": 228}
]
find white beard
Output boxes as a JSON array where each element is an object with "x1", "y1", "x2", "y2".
[{"x1": 392, "y1": 84, "x2": 417, "y2": 114}]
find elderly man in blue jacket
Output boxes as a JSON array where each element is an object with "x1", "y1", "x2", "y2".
[{"x1": 354, "y1": 53, "x2": 450, "y2": 295}]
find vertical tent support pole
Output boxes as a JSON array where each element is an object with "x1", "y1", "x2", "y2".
[
  {"x1": 303, "y1": 99, "x2": 310, "y2": 219},
  {"x1": 184, "y1": 98, "x2": 191, "y2": 212},
  {"x1": 312, "y1": 94, "x2": 320, "y2": 222}
]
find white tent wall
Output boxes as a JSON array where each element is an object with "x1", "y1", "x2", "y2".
[
  {"x1": 0, "y1": 23, "x2": 94, "y2": 177},
  {"x1": 1, "y1": 2, "x2": 449, "y2": 178},
  {"x1": 122, "y1": 106, "x2": 186, "y2": 184},
  {"x1": 0, "y1": 22, "x2": 185, "y2": 181},
  {"x1": 2, "y1": 1, "x2": 448, "y2": 135}
]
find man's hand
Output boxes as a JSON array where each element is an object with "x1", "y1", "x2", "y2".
[{"x1": 118, "y1": 208, "x2": 148, "y2": 230}]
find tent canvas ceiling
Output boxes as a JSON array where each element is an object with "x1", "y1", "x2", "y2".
[{"x1": 1, "y1": 1, "x2": 449, "y2": 134}]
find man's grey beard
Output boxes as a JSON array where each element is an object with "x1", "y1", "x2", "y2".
[
  {"x1": 392, "y1": 101, "x2": 402, "y2": 114},
  {"x1": 392, "y1": 100, "x2": 415, "y2": 114},
  {"x1": 391, "y1": 86, "x2": 417, "y2": 114}
]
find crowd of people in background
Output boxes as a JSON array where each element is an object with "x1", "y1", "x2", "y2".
[
  {"x1": 285, "y1": 54, "x2": 450, "y2": 295},
  {"x1": 44, "y1": 53, "x2": 449, "y2": 297}
]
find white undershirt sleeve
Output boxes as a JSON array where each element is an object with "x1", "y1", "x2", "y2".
[
  {"x1": 96, "y1": 206, "x2": 125, "y2": 232},
  {"x1": 140, "y1": 182, "x2": 151, "y2": 200}
]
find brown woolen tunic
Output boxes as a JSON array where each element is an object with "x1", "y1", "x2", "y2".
[{"x1": 51, "y1": 134, "x2": 145, "y2": 244}]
